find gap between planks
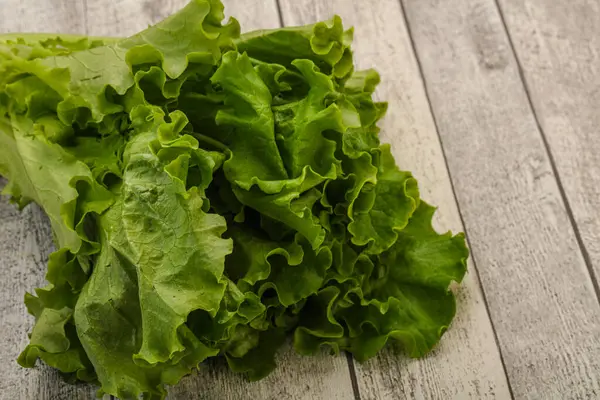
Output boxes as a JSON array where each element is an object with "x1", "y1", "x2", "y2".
[
  {"x1": 492, "y1": 0, "x2": 600, "y2": 304},
  {"x1": 400, "y1": 0, "x2": 600, "y2": 397},
  {"x1": 397, "y1": 1, "x2": 516, "y2": 398},
  {"x1": 278, "y1": 0, "x2": 511, "y2": 399}
]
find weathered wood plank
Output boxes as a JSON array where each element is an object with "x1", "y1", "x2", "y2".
[
  {"x1": 401, "y1": 0, "x2": 600, "y2": 398},
  {"x1": 171, "y1": 346, "x2": 355, "y2": 400},
  {"x1": 224, "y1": 0, "x2": 281, "y2": 31},
  {"x1": 498, "y1": 0, "x2": 600, "y2": 297},
  {"x1": 82, "y1": 1, "x2": 356, "y2": 399},
  {"x1": 0, "y1": 0, "x2": 85, "y2": 34},
  {"x1": 84, "y1": 0, "x2": 280, "y2": 37},
  {"x1": 278, "y1": 1, "x2": 511, "y2": 399},
  {"x1": 0, "y1": 3, "x2": 107, "y2": 398}
]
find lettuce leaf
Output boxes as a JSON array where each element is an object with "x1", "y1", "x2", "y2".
[{"x1": 0, "y1": 1, "x2": 468, "y2": 398}]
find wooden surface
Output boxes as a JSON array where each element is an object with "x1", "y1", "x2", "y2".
[
  {"x1": 1, "y1": 0, "x2": 600, "y2": 399},
  {"x1": 401, "y1": 0, "x2": 600, "y2": 398},
  {"x1": 278, "y1": 1, "x2": 510, "y2": 399},
  {"x1": 497, "y1": 0, "x2": 600, "y2": 295}
]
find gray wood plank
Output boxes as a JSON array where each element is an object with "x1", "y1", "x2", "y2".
[
  {"x1": 82, "y1": 1, "x2": 356, "y2": 399},
  {"x1": 0, "y1": 3, "x2": 107, "y2": 398},
  {"x1": 278, "y1": 1, "x2": 511, "y2": 399},
  {"x1": 0, "y1": 0, "x2": 85, "y2": 34},
  {"x1": 401, "y1": 0, "x2": 600, "y2": 398},
  {"x1": 224, "y1": 0, "x2": 281, "y2": 31},
  {"x1": 171, "y1": 346, "x2": 355, "y2": 400},
  {"x1": 84, "y1": 0, "x2": 280, "y2": 37},
  {"x1": 498, "y1": 0, "x2": 600, "y2": 299}
]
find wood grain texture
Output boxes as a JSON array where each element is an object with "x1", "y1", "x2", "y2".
[
  {"x1": 497, "y1": 0, "x2": 600, "y2": 296},
  {"x1": 169, "y1": 346, "x2": 354, "y2": 400},
  {"x1": 278, "y1": 1, "x2": 511, "y2": 399},
  {"x1": 224, "y1": 0, "x2": 281, "y2": 31},
  {"x1": 401, "y1": 0, "x2": 600, "y2": 398},
  {"x1": 83, "y1": 1, "x2": 355, "y2": 399},
  {"x1": 0, "y1": 0, "x2": 85, "y2": 34},
  {"x1": 83, "y1": 0, "x2": 280, "y2": 37}
]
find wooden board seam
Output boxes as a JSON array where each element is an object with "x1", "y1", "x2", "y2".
[
  {"x1": 492, "y1": 0, "x2": 600, "y2": 305},
  {"x1": 345, "y1": 352, "x2": 362, "y2": 400},
  {"x1": 275, "y1": 0, "x2": 285, "y2": 29},
  {"x1": 398, "y1": 0, "x2": 517, "y2": 398}
]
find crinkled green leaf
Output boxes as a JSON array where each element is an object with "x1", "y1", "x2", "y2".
[
  {"x1": 295, "y1": 201, "x2": 468, "y2": 361},
  {"x1": 1, "y1": 1, "x2": 469, "y2": 398},
  {"x1": 18, "y1": 304, "x2": 95, "y2": 383},
  {"x1": 235, "y1": 15, "x2": 354, "y2": 80},
  {"x1": 75, "y1": 218, "x2": 219, "y2": 399},
  {"x1": 114, "y1": 129, "x2": 232, "y2": 365},
  {"x1": 120, "y1": 0, "x2": 239, "y2": 79},
  {"x1": 348, "y1": 145, "x2": 420, "y2": 254},
  {"x1": 0, "y1": 115, "x2": 113, "y2": 252},
  {"x1": 210, "y1": 50, "x2": 288, "y2": 186}
]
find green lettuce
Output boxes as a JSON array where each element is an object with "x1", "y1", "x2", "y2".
[{"x1": 0, "y1": 0, "x2": 468, "y2": 398}]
